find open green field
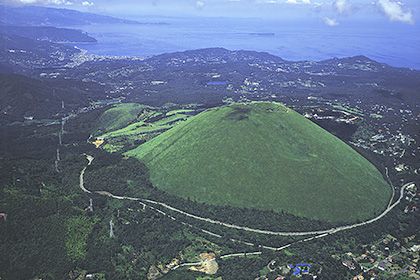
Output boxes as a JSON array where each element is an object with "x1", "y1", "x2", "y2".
[
  {"x1": 95, "y1": 103, "x2": 147, "y2": 135},
  {"x1": 95, "y1": 104, "x2": 195, "y2": 152},
  {"x1": 126, "y1": 102, "x2": 391, "y2": 223}
]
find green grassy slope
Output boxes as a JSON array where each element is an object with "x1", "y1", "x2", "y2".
[
  {"x1": 126, "y1": 102, "x2": 391, "y2": 223},
  {"x1": 95, "y1": 103, "x2": 146, "y2": 135},
  {"x1": 101, "y1": 112, "x2": 189, "y2": 139},
  {"x1": 98, "y1": 108, "x2": 194, "y2": 153}
]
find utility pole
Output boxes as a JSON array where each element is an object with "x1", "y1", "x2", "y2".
[
  {"x1": 54, "y1": 148, "x2": 60, "y2": 173},
  {"x1": 61, "y1": 118, "x2": 66, "y2": 136},
  {"x1": 109, "y1": 219, "x2": 115, "y2": 238},
  {"x1": 84, "y1": 198, "x2": 94, "y2": 212},
  {"x1": 58, "y1": 132, "x2": 62, "y2": 146},
  {"x1": 88, "y1": 198, "x2": 93, "y2": 212},
  {"x1": 54, "y1": 160, "x2": 59, "y2": 173}
]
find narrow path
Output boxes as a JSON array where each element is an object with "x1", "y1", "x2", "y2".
[
  {"x1": 220, "y1": 251, "x2": 262, "y2": 259},
  {"x1": 79, "y1": 154, "x2": 94, "y2": 194},
  {"x1": 171, "y1": 252, "x2": 263, "y2": 271},
  {"x1": 171, "y1": 260, "x2": 205, "y2": 270}
]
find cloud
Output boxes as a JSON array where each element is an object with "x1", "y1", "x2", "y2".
[
  {"x1": 377, "y1": 0, "x2": 414, "y2": 24},
  {"x1": 81, "y1": 0, "x2": 93, "y2": 6},
  {"x1": 6, "y1": 0, "x2": 73, "y2": 5},
  {"x1": 255, "y1": 0, "x2": 278, "y2": 4},
  {"x1": 3, "y1": 0, "x2": 98, "y2": 6},
  {"x1": 334, "y1": 0, "x2": 349, "y2": 14},
  {"x1": 196, "y1": 0, "x2": 205, "y2": 9},
  {"x1": 285, "y1": 0, "x2": 311, "y2": 4},
  {"x1": 323, "y1": 16, "x2": 339, "y2": 26}
]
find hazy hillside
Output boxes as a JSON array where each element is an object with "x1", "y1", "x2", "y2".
[
  {"x1": 148, "y1": 47, "x2": 286, "y2": 65},
  {"x1": 0, "y1": 74, "x2": 90, "y2": 120},
  {"x1": 0, "y1": 25, "x2": 97, "y2": 42},
  {"x1": 0, "y1": 33, "x2": 80, "y2": 74},
  {"x1": 0, "y1": 5, "x2": 140, "y2": 26},
  {"x1": 65, "y1": 48, "x2": 420, "y2": 106}
]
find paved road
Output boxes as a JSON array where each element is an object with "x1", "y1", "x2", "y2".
[
  {"x1": 385, "y1": 167, "x2": 395, "y2": 209},
  {"x1": 79, "y1": 154, "x2": 94, "y2": 194},
  {"x1": 171, "y1": 252, "x2": 263, "y2": 271},
  {"x1": 80, "y1": 155, "x2": 407, "y2": 238}
]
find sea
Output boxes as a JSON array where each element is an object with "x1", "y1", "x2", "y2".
[{"x1": 69, "y1": 17, "x2": 420, "y2": 69}]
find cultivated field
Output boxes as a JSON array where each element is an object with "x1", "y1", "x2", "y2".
[{"x1": 96, "y1": 104, "x2": 195, "y2": 152}]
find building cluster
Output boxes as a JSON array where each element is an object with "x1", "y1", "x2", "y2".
[
  {"x1": 256, "y1": 260, "x2": 320, "y2": 280},
  {"x1": 404, "y1": 183, "x2": 419, "y2": 214},
  {"x1": 338, "y1": 234, "x2": 419, "y2": 280},
  {"x1": 303, "y1": 107, "x2": 360, "y2": 125}
]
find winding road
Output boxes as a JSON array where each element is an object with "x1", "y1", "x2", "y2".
[
  {"x1": 80, "y1": 155, "x2": 407, "y2": 238},
  {"x1": 78, "y1": 153, "x2": 411, "y2": 272}
]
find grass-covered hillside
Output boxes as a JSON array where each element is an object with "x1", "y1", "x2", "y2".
[
  {"x1": 96, "y1": 104, "x2": 196, "y2": 152},
  {"x1": 126, "y1": 102, "x2": 391, "y2": 223},
  {"x1": 95, "y1": 103, "x2": 147, "y2": 134}
]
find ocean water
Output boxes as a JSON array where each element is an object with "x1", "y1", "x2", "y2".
[{"x1": 72, "y1": 17, "x2": 420, "y2": 69}]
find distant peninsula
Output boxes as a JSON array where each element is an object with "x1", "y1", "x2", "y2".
[{"x1": 1, "y1": 25, "x2": 97, "y2": 43}]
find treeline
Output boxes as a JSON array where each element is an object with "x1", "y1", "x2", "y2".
[{"x1": 83, "y1": 148, "x2": 335, "y2": 234}]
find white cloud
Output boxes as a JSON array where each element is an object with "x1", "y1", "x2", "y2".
[
  {"x1": 196, "y1": 0, "x2": 205, "y2": 9},
  {"x1": 81, "y1": 0, "x2": 93, "y2": 6},
  {"x1": 255, "y1": 0, "x2": 278, "y2": 4},
  {"x1": 285, "y1": 0, "x2": 311, "y2": 5},
  {"x1": 323, "y1": 16, "x2": 339, "y2": 26},
  {"x1": 9, "y1": 0, "x2": 73, "y2": 5},
  {"x1": 377, "y1": 0, "x2": 414, "y2": 24},
  {"x1": 334, "y1": 0, "x2": 350, "y2": 14}
]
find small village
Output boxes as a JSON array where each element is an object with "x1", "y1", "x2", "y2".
[{"x1": 337, "y1": 234, "x2": 419, "y2": 280}]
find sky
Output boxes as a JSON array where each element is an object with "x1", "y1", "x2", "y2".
[{"x1": 2, "y1": 0, "x2": 419, "y2": 26}]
